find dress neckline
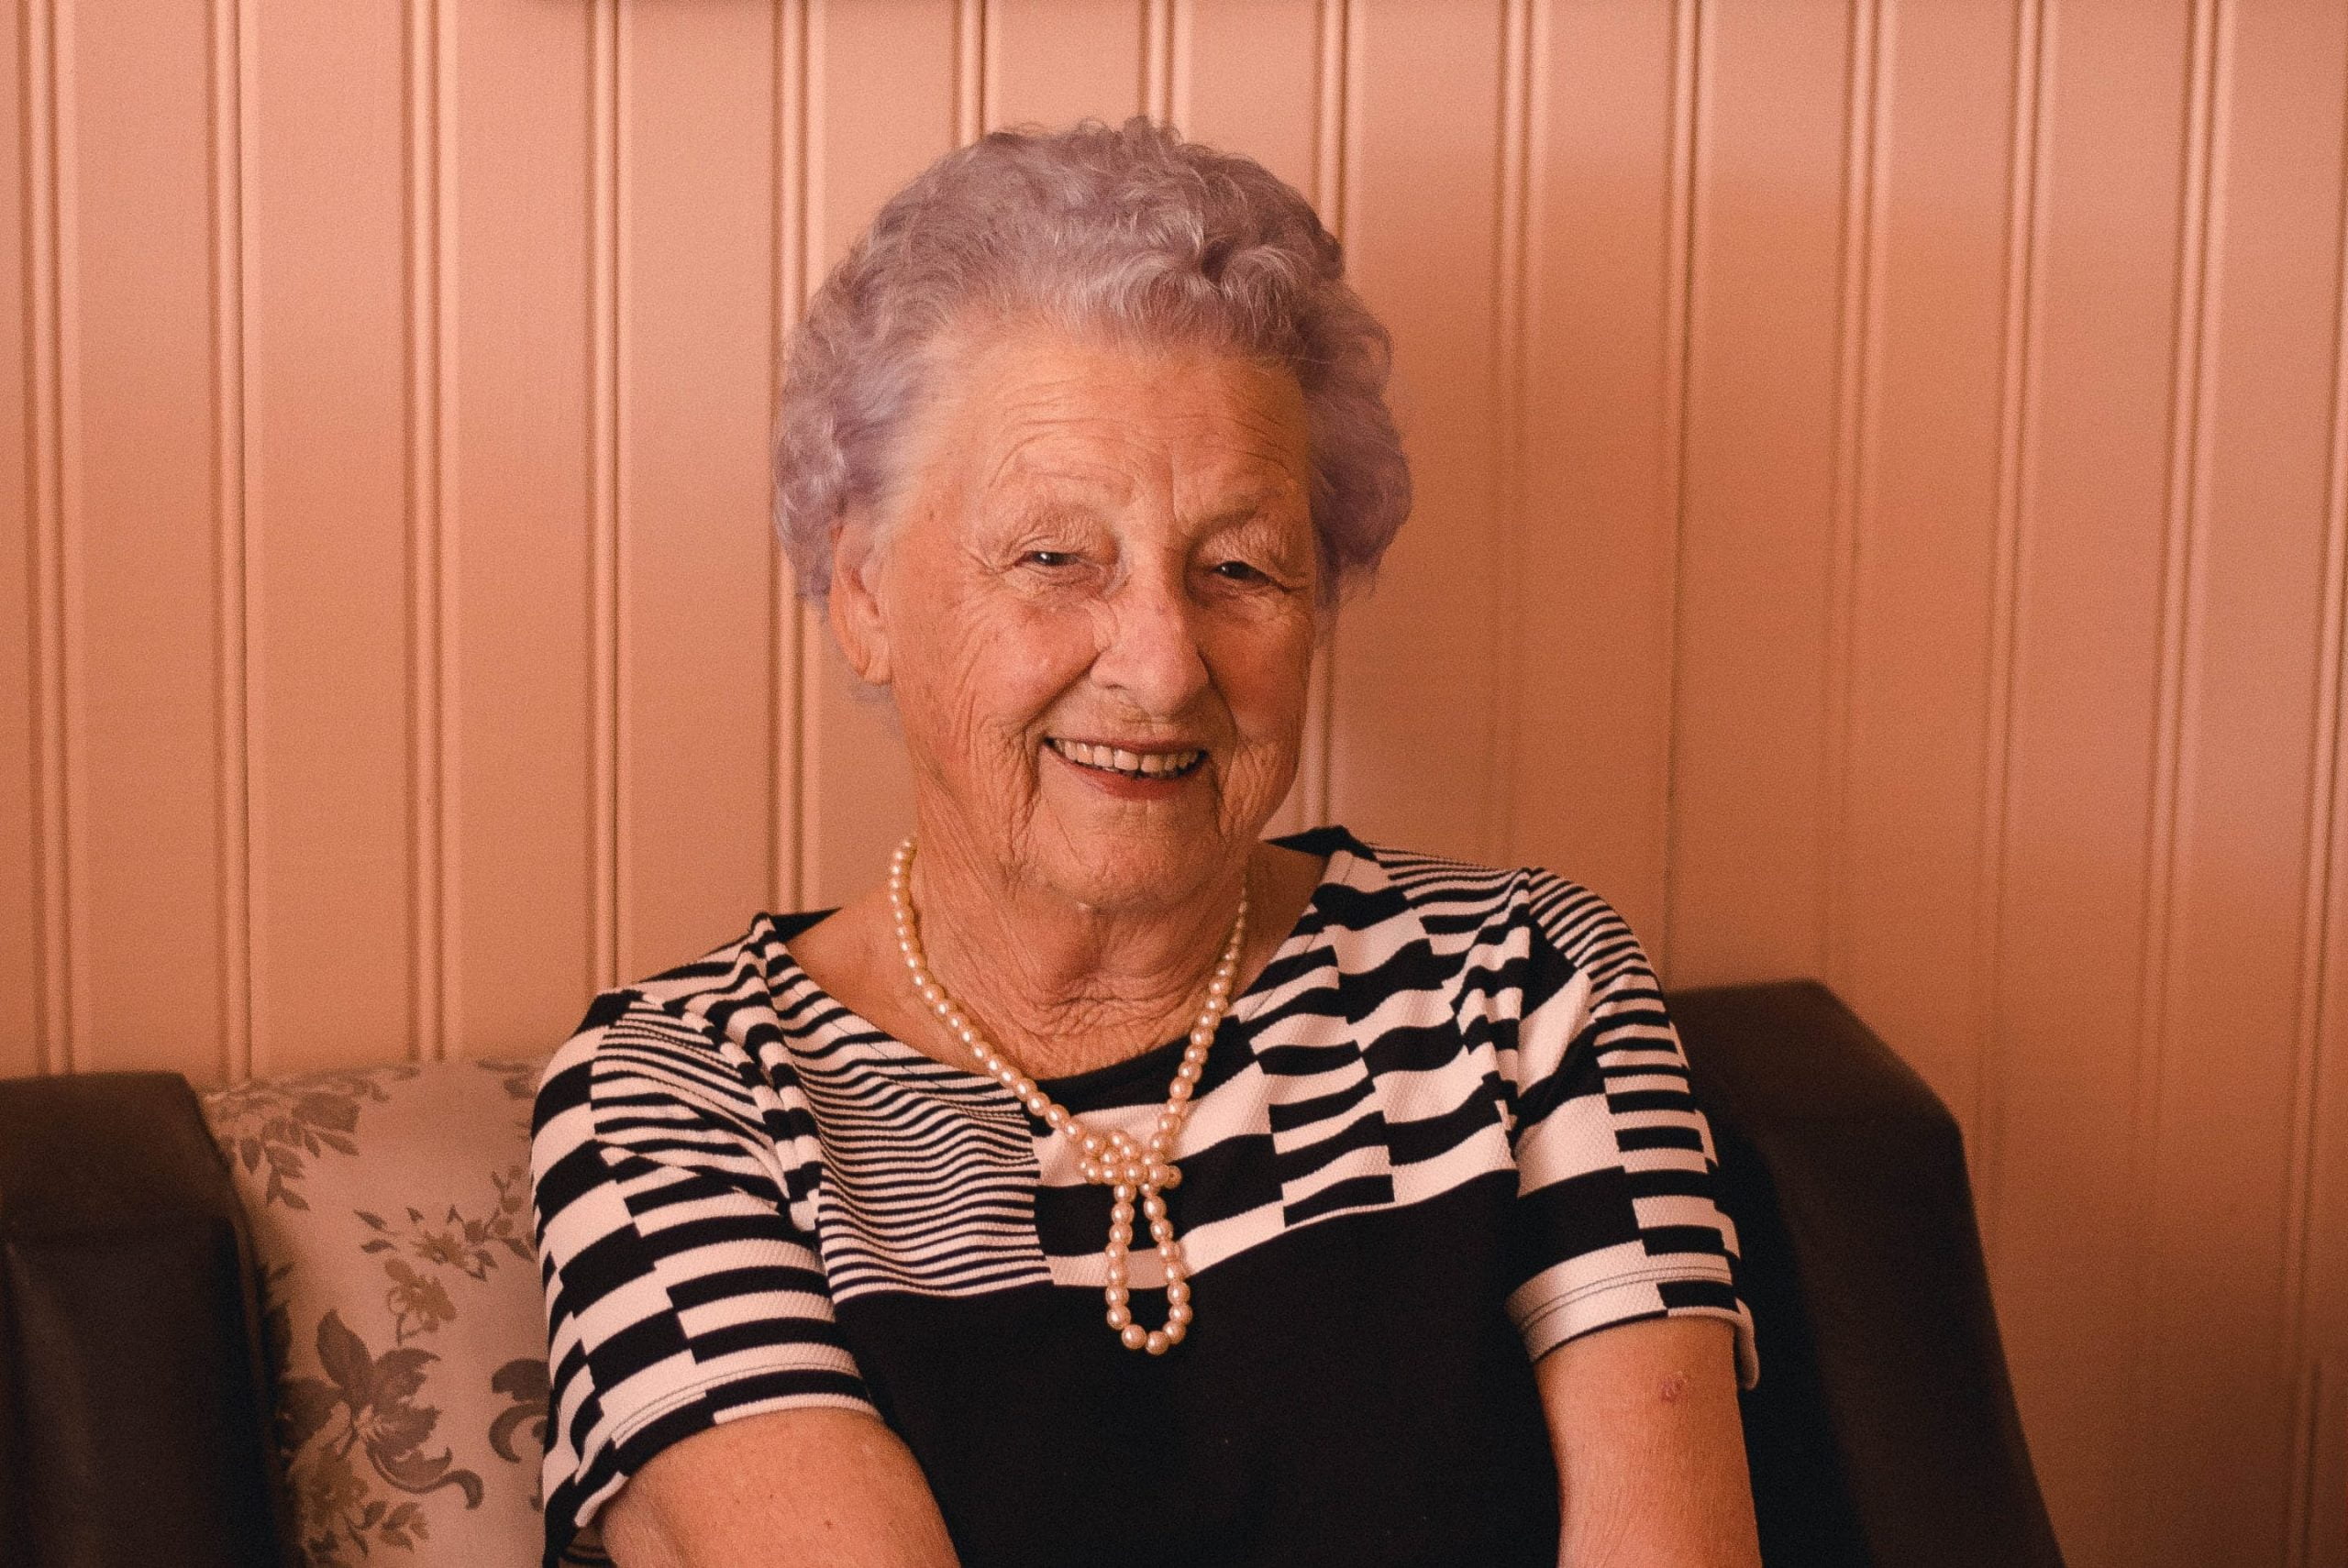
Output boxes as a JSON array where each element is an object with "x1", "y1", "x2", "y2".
[{"x1": 756, "y1": 830, "x2": 1366, "y2": 1105}]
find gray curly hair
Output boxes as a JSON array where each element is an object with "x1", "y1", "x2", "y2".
[{"x1": 772, "y1": 117, "x2": 1411, "y2": 606}]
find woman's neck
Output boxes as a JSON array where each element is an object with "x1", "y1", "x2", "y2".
[
  {"x1": 904, "y1": 840, "x2": 1252, "y2": 1077},
  {"x1": 787, "y1": 836, "x2": 1325, "y2": 1082}
]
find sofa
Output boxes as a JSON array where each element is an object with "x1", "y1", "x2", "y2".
[{"x1": 0, "y1": 979, "x2": 2065, "y2": 1568}]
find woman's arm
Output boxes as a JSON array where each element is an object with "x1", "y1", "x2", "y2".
[
  {"x1": 600, "y1": 1406, "x2": 961, "y2": 1568},
  {"x1": 1535, "y1": 1315, "x2": 1762, "y2": 1568}
]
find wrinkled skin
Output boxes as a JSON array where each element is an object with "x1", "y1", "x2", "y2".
[{"x1": 817, "y1": 317, "x2": 1325, "y2": 1074}]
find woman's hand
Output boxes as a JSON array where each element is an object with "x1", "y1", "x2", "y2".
[
  {"x1": 599, "y1": 1406, "x2": 961, "y2": 1568},
  {"x1": 1536, "y1": 1315, "x2": 1763, "y2": 1568}
]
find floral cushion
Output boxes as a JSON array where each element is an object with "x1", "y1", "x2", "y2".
[{"x1": 203, "y1": 1058, "x2": 554, "y2": 1568}]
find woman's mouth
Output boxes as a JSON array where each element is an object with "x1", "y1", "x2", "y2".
[{"x1": 1045, "y1": 737, "x2": 1207, "y2": 780}]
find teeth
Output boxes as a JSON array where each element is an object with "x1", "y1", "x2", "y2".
[{"x1": 1049, "y1": 739, "x2": 1203, "y2": 777}]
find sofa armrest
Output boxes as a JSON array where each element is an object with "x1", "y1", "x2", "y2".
[
  {"x1": 1669, "y1": 979, "x2": 2064, "y2": 1568},
  {"x1": 0, "y1": 1071, "x2": 294, "y2": 1568}
]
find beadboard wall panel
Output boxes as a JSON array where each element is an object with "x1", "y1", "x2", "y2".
[
  {"x1": 1663, "y1": 0, "x2": 1854, "y2": 989},
  {"x1": 2130, "y1": 5, "x2": 2348, "y2": 1562},
  {"x1": 988, "y1": 0, "x2": 1146, "y2": 128},
  {"x1": 1505, "y1": 0, "x2": 1683, "y2": 946},
  {"x1": 799, "y1": 0, "x2": 952, "y2": 907},
  {"x1": 1825, "y1": 0, "x2": 2020, "y2": 1165},
  {"x1": 2, "y1": 0, "x2": 39, "y2": 1079},
  {"x1": 8, "y1": 3, "x2": 2346, "y2": 1563},
  {"x1": 612, "y1": 0, "x2": 785, "y2": 983},
  {"x1": 1988, "y1": 5, "x2": 2198, "y2": 1561},
  {"x1": 54, "y1": 0, "x2": 237, "y2": 1079},
  {"x1": 1324, "y1": 0, "x2": 1512, "y2": 861},
  {"x1": 438, "y1": 0, "x2": 602, "y2": 1054},
  {"x1": 241, "y1": 0, "x2": 414, "y2": 1075}
]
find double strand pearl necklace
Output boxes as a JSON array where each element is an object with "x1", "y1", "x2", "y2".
[{"x1": 886, "y1": 836, "x2": 1246, "y2": 1355}]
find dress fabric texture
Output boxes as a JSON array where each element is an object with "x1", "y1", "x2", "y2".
[{"x1": 528, "y1": 827, "x2": 1759, "y2": 1568}]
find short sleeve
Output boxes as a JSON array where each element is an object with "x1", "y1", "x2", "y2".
[
  {"x1": 530, "y1": 991, "x2": 877, "y2": 1566},
  {"x1": 1496, "y1": 877, "x2": 1759, "y2": 1388}
]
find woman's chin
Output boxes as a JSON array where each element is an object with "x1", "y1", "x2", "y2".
[{"x1": 1029, "y1": 786, "x2": 1253, "y2": 911}]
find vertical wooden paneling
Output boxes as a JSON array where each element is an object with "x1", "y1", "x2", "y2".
[
  {"x1": 2134, "y1": 4, "x2": 2348, "y2": 1562},
  {"x1": 1973, "y1": 0, "x2": 2048, "y2": 1249},
  {"x1": 407, "y1": 0, "x2": 446, "y2": 1063},
  {"x1": 798, "y1": 0, "x2": 957, "y2": 907},
  {"x1": 2296, "y1": 63, "x2": 2348, "y2": 1564},
  {"x1": 1327, "y1": 0, "x2": 1508, "y2": 862},
  {"x1": 1988, "y1": 4, "x2": 2197, "y2": 1562},
  {"x1": 1663, "y1": 0, "x2": 1856, "y2": 987},
  {"x1": 439, "y1": 0, "x2": 596, "y2": 1053},
  {"x1": 1507, "y1": 0, "x2": 1684, "y2": 942},
  {"x1": 771, "y1": 2, "x2": 810, "y2": 919},
  {"x1": 241, "y1": 0, "x2": 412, "y2": 1074},
  {"x1": 1171, "y1": 0, "x2": 1318, "y2": 193},
  {"x1": 57, "y1": 0, "x2": 233, "y2": 1075},
  {"x1": 614, "y1": 2, "x2": 782, "y2": 978},
  {"x1": 1829, "y1": 1, "x2": 2022, "y2": 1130},
  {"x1": 985, "y1": 0, "x2": 1144, "y2": 131},
  {"x1": 1, "y1": 0, "x2": 39, "y2": 1078}
]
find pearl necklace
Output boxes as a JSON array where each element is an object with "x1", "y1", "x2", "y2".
[{"x1": 886, "y1": 836, "x2": 1246, "y2": 1355}]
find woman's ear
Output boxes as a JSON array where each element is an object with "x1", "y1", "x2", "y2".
[{"x1": 827, "y1": 512, "x2": 892, "y2": 687}]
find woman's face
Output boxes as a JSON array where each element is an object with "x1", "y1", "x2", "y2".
[{"x1": 830, "y1": 320, "x2": 1321, "y2": 916}]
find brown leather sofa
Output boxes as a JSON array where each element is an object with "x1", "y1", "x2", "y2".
[{"x1": 0, "y1": 979, "x2": 2066, "y2": 1568}]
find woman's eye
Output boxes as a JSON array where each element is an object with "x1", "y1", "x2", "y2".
[
  {"x1": 1210, "y1": 559, "x2": 1266, "y2": 582},
  {"x1": 1023, "y1": 550, "x2": 1080, "y2": 569}
]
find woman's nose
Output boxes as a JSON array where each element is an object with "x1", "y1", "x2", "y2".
[{"x1": 1093, "y1": 569, "x2": 1210, "y2": 717}]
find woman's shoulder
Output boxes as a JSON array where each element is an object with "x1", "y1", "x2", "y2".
[
  {"x1": 535, "y1": 913, "x2": 795, "y2": 1126},
  {"x1": 1301, "y1": 827, "x2": 1652, "y2": 983}
]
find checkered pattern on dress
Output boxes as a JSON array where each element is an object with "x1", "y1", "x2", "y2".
[{"x1": 529, "y1": 829, "x2": 1754, "y2": 1568}]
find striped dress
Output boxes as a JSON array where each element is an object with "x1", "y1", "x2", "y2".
[{"x1": 530, "y1": 827, "x2": 1757, "y2": 1568}]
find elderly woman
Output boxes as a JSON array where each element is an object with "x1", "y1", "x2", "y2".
[{"x1": 531, "y1": 119, "x2": 1760, "y2": 1568}]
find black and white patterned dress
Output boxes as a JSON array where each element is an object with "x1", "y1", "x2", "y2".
[{"x1": 529, "y1": 827, "x2": 1757, "y2": 1568}]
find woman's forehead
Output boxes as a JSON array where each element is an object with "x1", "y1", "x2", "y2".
[{"x1": 929, "y1": 326, "x2": 1311, "y2": 496}]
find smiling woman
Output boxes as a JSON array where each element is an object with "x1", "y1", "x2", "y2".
[
  {"x1": 528, "y1": 119, "x2": 1762, "y2": 1568},
  {"x1": 825, "y1": 326, "x2": 1318, "y2": 935}
]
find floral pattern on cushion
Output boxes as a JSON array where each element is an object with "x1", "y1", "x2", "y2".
[{"x1": 205, "y1": 1058, "x2": 555, "y2": 1568}]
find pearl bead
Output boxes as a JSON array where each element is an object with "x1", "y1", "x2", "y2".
[{"x1": 887, "y1": 834, "x2": 1243, "y2": 1355}]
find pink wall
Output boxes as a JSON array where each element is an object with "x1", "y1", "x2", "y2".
[{"x1": 6, "y1": 1, "x2": 2345, "y2": 1562}]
